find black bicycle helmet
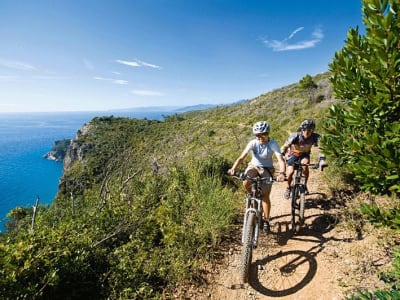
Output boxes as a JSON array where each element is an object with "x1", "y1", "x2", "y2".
[
  {"x1": 253, "y1": 121, "x2": 270, "y2": 134},
  {"x1": 300, "y1": 119, "x2": 315, "y2": 130}
]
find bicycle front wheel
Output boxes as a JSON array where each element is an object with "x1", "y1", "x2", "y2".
[{"x1": 240, "y1": 211, "x2": 256, "y2": 283}]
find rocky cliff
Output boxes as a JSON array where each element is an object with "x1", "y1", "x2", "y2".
[
  {"x1": 63, "y1": 123, "x2": 94, "y2": 172},
  {"x1": 43, "y1": 139, "x2": 71, "y2": 162}
]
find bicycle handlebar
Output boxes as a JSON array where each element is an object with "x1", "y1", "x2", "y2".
[
  {"x1": 231, "y1": 172, "x2": 282, "y2": 183},
  {"x1": 291, "y1": 161, "x2": 328, "y2": 171}
]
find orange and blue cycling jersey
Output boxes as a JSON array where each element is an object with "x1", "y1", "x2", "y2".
[{"x1": 282, "y1": 132, "x2": 321, "y2": 157}]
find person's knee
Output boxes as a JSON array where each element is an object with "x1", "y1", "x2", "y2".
[
  {"x1": 243, "y1": 180, "x2": 250, "y2": 190},
  {"x1": 262, "y1": 191, "x2": 271, "y2": 201}
]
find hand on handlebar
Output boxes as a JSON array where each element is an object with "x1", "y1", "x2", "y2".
[
  {"x1": 276, "y1": 173, "x2": 285, "y2": 182},
  {"x1": 227, "y1": 168, "x2": 235, "y2": 176},
  {"x1": 319, "y1": 158, "x2": 328, "y2": 171}
]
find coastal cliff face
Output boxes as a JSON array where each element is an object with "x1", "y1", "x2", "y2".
[
  {"x1": 54, "y1": 122, "x2": 98, "y2": 197},
  {"x1": 43, "y1": 123, "x2": 94, "y2": 168},
  {"x1": 63, "y1": 123, "x2": 93, "y2": 172},
  {"x1": 43, "y1": 139, "x2": 71, "y2": 162}
]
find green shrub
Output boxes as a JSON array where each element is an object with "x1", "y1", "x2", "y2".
[{"x1": 323, "y1": 0, "x2": 400, "y2": 196}]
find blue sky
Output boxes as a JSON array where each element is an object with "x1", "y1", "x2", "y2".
[{"x1": 0, "y1": 0, "x2": 364, "y2": 112}]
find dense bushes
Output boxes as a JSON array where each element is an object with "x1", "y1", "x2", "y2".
[
  {"x1": 0, "y1": 155, "x2": 237, "y2": 299},
  {"x1": 322, "y1": 0, "x2": 400, "y2": 298},
  {"x1": 323, "y1": 0, "x2": 400, "y2": 196}
]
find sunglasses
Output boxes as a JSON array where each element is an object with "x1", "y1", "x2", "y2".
[{"x1": 255, "y1": 133, "x2": 267, "y2": 138}]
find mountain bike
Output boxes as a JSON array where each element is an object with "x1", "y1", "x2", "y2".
[
  {"x1": 288, "y1": 161, "x2": 324, "y2": 233},
  {"x1": 232, "y1": 172, "x2": 275, "y2": 284}
]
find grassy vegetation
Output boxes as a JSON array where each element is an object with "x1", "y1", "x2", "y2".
[
  {"x1": 1, "y1": 72, "x2": 343, "y2": 299},
  {"x1": 1, "y1": 70, "x2": 398, "y2": 299}
]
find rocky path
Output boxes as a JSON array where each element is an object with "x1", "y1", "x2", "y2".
[{"x1": 180, "y1": 169, "x2": 390, "y2": 299}]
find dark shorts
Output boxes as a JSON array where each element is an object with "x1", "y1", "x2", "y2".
[{"x1": 287, "y1": 153, "x2": 310, "y2": 166}]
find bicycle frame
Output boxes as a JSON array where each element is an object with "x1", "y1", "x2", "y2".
[
  {"x1": 232, "y1": 172, "x2": 274, "y2": 283},
  {"x1": 289, "y1": 161, "x2": 319, "y2": 232},
  {"x1": 293, "y1": 163, "x2": 307, "y2": 192},
  {"x1": 242, "y1": 194, "x2": 262, "y2": 247}
]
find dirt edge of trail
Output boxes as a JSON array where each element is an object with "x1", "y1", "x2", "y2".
[{"x1": 174, "y1": 169, "x2": 393, "y2": 300}]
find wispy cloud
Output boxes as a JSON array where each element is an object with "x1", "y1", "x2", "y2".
[
  {"x1": 116, "y1": 59, "x2": 162, "y2": 69},
  {"x1": 131, "y1": 89, "x2": 163, "y2": 96},
  {"x1": 94, "y1": 76, "x2": 128, "y2": 85},
  {"x1": 286, "y1": 27, "x2": 304, "y2": 40},
  {"x1": 261, "y1": 27, "x2": 323, "y2": 51},
  {"x1": 135, "y1": 59, "x2": 162, "y2": 69},
  {"x1": 0, "y1": 59, "x2": 36, "y2": 70}
]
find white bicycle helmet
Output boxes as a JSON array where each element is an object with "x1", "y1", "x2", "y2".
[
  {"x1": 300, "y1": 119, "x2": 315, "y2": 130},
  {"x1": 252, "y1": 121, "x2": 270, "y2": 134}
]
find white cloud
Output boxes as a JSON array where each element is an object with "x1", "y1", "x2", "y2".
[
  {"x1": 286, "y1": 27, "x2": 304, "y2": 40},
  {"x1": 116, "y1": 59, "x2": 140, "y2": 67},
  {"x1": 0, "y1": 59, "x2": 36, "y2": 70},
  {"x1": 116, "y1": 59, "x2": 162, "y2": 69},
  {"x1": 131, "y1": 89, "x2": 163, "y2": 96},
  {"x1": 261, "y1": 27, "x2": 324, "y2": 52},
  {"x1": 94, "y1": 76, "x2": 128, "y2": 85},
  {"x1": 113, "y1": 79, "x2": 129, "y2": 85},
  {"x1": 135, "y1": 59, "x2": 162, "y2": 69}
]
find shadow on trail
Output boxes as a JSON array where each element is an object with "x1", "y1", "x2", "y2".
[
  {"x1": 249, "y1": 249, "x2": 317, "y2": 297},
  {"x1": 248, "y1": 198, "x2": 355, "y2": 297}
]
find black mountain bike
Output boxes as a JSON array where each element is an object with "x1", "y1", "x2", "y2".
[
  {"x1": 232, "y1": 173, "x2": 275, "y2": 283},
  {"x1": 288, "y1": 161, "x2": 324, "y2": 233}
]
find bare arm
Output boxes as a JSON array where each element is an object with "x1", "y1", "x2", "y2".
[
  {"x1": 276, "y1": 153, "x2": 286, "y2": 174},
  {"x1": 227, "y1": 150, "x2": 248, "y2": 175},
  {"x1": 280, "y1": 142, "x2": 290, "y2": 155},
  {"x1": 275, "y1": 152, "x2": 286, "y2": 181},
  {"x1": 314, "y1": 136, "x2": 327, "y2": 170}
]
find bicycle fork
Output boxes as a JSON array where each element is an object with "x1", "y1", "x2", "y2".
[{"x1": 241, "y1": 196, "x2": 262, "y2": 248}]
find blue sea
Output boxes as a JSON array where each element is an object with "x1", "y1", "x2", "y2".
[{"x1": 0, "y1": 110, "x2": 174, "y2": 232}]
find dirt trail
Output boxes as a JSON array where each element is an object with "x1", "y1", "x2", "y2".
[{"x1": 181, "y1": 169, "x2": 390, "y2": 300}]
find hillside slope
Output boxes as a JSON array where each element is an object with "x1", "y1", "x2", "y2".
[
  {"x1": 55, "y1": 72, "x2": 394, "y2": 299},
  {"x1": 5, "y1": 72, "x2": 394, "y2": 299},
  {"x1": 59, "y1": 72, "x2": 335, "y2": 191}
]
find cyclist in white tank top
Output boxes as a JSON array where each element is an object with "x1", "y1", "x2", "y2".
[{"x1": 228, "y1": 121, "x2": 286, "y2": 232}]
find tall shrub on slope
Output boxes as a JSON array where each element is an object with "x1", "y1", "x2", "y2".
[{"x1": 323, "y1": 0, "x2": 400, "y2": 195}]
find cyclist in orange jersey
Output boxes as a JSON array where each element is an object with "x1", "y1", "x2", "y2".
[{"x1": 281, "y1": 119, "x2": 327, "y2": 199}]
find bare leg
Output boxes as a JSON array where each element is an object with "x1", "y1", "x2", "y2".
[
  {"x1": 286, "y1": 165, "x2": 294, "y2": 188},
  {"x1": 301, "y1": 157, "x2": 310, "y2": 183},
  {"x1": 262, "y1": 192, "x2": 271, "y2": 219},
  {"x1": 243, "y1": 180, "x2": 251, "y2": 194}
]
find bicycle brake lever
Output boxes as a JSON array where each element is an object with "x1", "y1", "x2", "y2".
[
  {"x1": 234, "y1": 172, "x2": 246, "y2": 180},
  {"x1": 240, "y1": 172, "x2": 247, "y2": 180},
  {"x1": 321, "y1": 164, "x2": 328, "y2": 172}
]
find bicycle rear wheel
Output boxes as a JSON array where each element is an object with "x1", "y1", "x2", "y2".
[
  {"x1": 290, "y1": 186, "x2": 297, "y2": 232},
  {"x1": 240, "y1": 211, "x2": 256, "y2": 283},
  {"x1": 298, "y1": 190, "x2": 306, "y2": 227}
]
